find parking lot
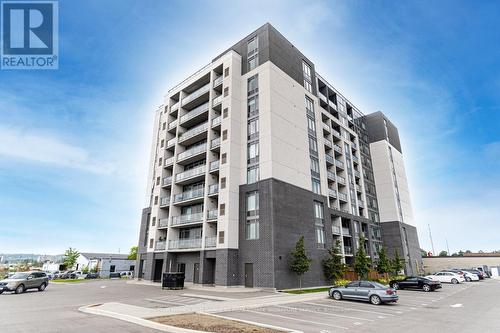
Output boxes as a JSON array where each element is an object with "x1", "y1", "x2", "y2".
[{"x1": 214, "y1": 279, "x2": 500, "y2": 332}]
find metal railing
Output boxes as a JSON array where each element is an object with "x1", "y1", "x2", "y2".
[
  {"x1": 169, "y1": 238, "x2": 202, "y2": 249},
  {"x1": 212, "y1": 116, "x2": 221, "y2": 127},
  {"x1": 325, "y1": 154, "x2": 334, "y2": 164},
  {"x1": 337, "y1": 175, "x2": 346, "y2": 184},
  {"x1": 334, "y1": 144, "x2": 343, "y2": 154},
  {"x1": 171, "y1": 212, "x2": 203, "y2": 226},
  {"x1": 207, "y1": 209, "x2": 218, "y2": 220},
  {"x1": 178, "y1": 122, "x2": 208, "y2": 142},
  {"x1": 208, "y1": 184, "x2": 219, "y2": 195},
  {"x1": 324, "y1": 140, "x2": 332, "y2": 149},
  {"x1": 209, "y1": 160, "x2": 219, "y2": 171},
  {"x1": 155, "y1": 241, "x2": 166, "y2": 251},
  {"x1": 179, "y1": 103, "x2": 209, "y2": 124},
  {"x1": 181, "y1": 84, "x2": 210, "y2": 106},
  {"x1": 328, "y1": 188, "x2": 337, "y2": 198},
  {"x1": 213, "y1": 76, "x2": 223, "y2": 87},
  {"x1": 177, "y1": 144, "x2": 206, "y2": 161},
  {"x1": 338, "y1": 192, "x2": 348, "y2": 201},
  {"x1": 158, "y1": 218, "x2": 169, "y2": 228},
  {"x1": 335, "y1": 159, "x2": 344, "y2": 169},
  {"x1": 175, "y1": 165, "x2": 206, "y2": 182},
  {"x1": 211, "y1": 137, "x2": 221, "y2": 149},
  {"x1": 173, "y1": 188, "x2": 204, "y2": 202},
  {"x1": 205, "y1": 236, "x2": 217, "y2": 248},
  {"x1": 162, "y1": 176, "x2": 172, "y2": 186},
  {"x1": 160, "y1": 196, "x2": 170, "y2": 206},
  {"x1": 344, "y1": 246, "x2": 353, "y2": 254},
  {"x1": 327, "y1": 171, "x2": 336, "y2": 181},
  {"x1": 352, "y1": 155, "x2": 359, "y2": 164},
  {"x1": 354, "y1": 170, "x2": 361, "y2": 178}
]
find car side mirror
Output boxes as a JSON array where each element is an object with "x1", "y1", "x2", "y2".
[{"x1": 27, "y1": 276, "x2": 33, "y2": 280}]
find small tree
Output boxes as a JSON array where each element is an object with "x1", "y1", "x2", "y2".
[
  {"x1": 82, "y1": 265, "x2": 89, "y2": 274},
  {"x1": 353, "y1": 236, "x2": 371, "y2": 279},
  {"x1": 438, "y1": 250, "x2": 448, "y2": 257},
  {"x1": 420, "y1": 248, "x2": 428, "y2": 257},
  {"x1": 390, "y1": 250, "x2": 405, "y2": 276},
  {"x1": 64, "y1": 248, "x2": 80, "y2": 269},
  {"x1": 289, "y1": 236, "x2": 312, "y2": 290},
  {"x1": 322, "y1": 240, "x2": 346, "y2": 284},
  {"x1": 376, "y1": 247, "x2": 390, "y2": 274},
  {"x1": 128, "y1": 246, "x2": 138, "y2": 260}
]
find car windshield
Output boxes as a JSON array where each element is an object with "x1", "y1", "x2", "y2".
[{"x1": 9, "y1": 273, "x2": 29, "y2": 279}]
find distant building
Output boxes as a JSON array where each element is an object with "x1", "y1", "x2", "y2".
[{"x1": 76, "y1": 253, "x2": 135, "y2": 278}]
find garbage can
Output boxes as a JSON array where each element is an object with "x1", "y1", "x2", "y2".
[{"x1": 162, "y1": 272, "x2": 185, "y2": 290}]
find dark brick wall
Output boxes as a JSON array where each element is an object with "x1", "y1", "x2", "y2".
[
  {"x1": 380, "y1": 221, "x2": 422, "y2": 275},
  {"x1": 215, "y1": 249, "x2": 239, "y2": 286},
  {"x1": 363, "y1": 111, "x2": 402, "y2": 154},
  {"x1": 173, "y1": 252, "x2": 200, "y2": 283}
]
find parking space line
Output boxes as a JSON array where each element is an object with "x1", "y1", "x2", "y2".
[
  {"x1": 144, "y1": 298, "x2": 188, "y2": 305},
  {"x1": 276, "y1": 305, "x2": 374, "y2": 322},
  {"x1": 301, "y1": 301, "x2": 397, "y2": 317},
  {"x1": 310, "y1": 300, "x2": 406, "y2": 314},
  {"x1": 244, "y1": 309, "x2": 349, "y2": 330}
]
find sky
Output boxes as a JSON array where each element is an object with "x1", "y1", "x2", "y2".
[{"x1": 0, "y1": 0, "x2": 499, "y2": 255}]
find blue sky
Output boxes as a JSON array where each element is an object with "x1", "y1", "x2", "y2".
[{"x1": 1, "y1": 0, "x2": 499, "y2": 255}]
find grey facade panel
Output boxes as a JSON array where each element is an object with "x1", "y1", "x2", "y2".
[{"x1": 363, "y1": 111, "x2": 402, "y2": 153}]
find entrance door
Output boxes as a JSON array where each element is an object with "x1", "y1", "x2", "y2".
[
  {"x1": 153, "y1": 259, "x2": 163, "y2": 282},
  {"x1": 193, "y1": 263, "x2": 200, "y2": 284},
  {"x1": 245, "y1": 263, "x2": 253, "y2": 288}
]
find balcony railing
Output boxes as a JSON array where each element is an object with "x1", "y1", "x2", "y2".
[
  {"x1": 358, "y1": 200, "x2": 364, "y2": 207},
  {"x1": 328, "y1": 188, "x2": 337, "y2": 198},
  {"x1": 180, "y1": 103, "x2": 209, "y2": 124},
  {"x1": 177, "y1": 144, "x2": 206, "y2": 161},
  {"x1": 178, "y1": 122, "x2": 208, "y2": 142},
  {"x1": 164, "y1": 157, "x2": 174, "y2": 166},
  {"x1": 209, "y1": 160, "x2": 219, "y2": 171},
  {"x1": 173, "y1": 188, "x2": 204, "y2": 203},
  {"x1": 356, "y1": 184, "x2": 361, "y2": 192},
  {"x1": 170, "y1": 101, "x2": 180, "y2": 111},
  {"x1": 344, "y1": 246, "x2": 353, "y2": 255},
  {"x1": 162, "y1": 176, "x2": 172, "y2": 186},
  {"x1": 322, "y1": 123, "x2": 331, "y2": 132},
  {"x1": 211, "y1": 137, "x2": 221, "y2": 149},
  {"x1": 337, "y1": 175, "x2": 346, "y2": 184},
  {"x1": 338, "y1": 192, "x2": 348, "y2": 201},
  {"x1": 212, "y1": 95, "x2": 222, "y2": 106},
  {"x1": 327, "y1": 171, "x2": 336, "y2": 181},
  {"x1": 168, "y1": 120, "x2": 177, "y2": 131},
  {"x1": 324, "y1": 140, "x2": 332, "y2": 149},
  {"x1": 342, "y1": 228, "x2": 351, "y2": 236},
  {"x1": 319, "y1": 92, "x2": 327, "y2": 103},
  {"x1": 335, "y1": 159, "x2": 344, "y2": 169},
  {"x1": 354, "y1": 170, "x2": 361, "y2": 178},
  {"x1": 334, "y1": 144, "x2": 343, "y2": 154},
  {"x1": 207, "y1": 209, "x2": 218, "y2": 220},
  {"x1": 352, "y1": 155, "x2": 359, "y2": 164},
  {"x1": 171, "y1": 212, "x2": 203, "y2": 226},
  {"x1": 205, "y1": 236, "x2": 217, "y2": 248},
  {"x1": 181, "y1": 84, "x2": 210, "y2": 107},
  {"x1": 208, "y1": 184, "x2": 219, "y2": 195},
  {"x1": 169, "y1": 238, "x2": 202, "y2": 249},
  {"x1": 167, "y1": 138, "x2": 176, "y2": 148},
  {"x1": 158, "y1": 218, "x2": 169, "y2": 228},
  {"x1": 332, "y1": 129, "x2": 341, "y2": 139},
  {"x1": 352, "y1": 142, "x2": 358, "y2": 150},
  {"x1": 212, "y1": 116, "x2": 221, "y2": 127},
  {"x1": 213, "y1": 76, "x2": 223, "y2": 87},
  {"x1": 155, "y1": 241, "x2": 166, "y2": 251},
  {"x1": 175, "y1": 165, "x2": 206, "y2": 182},
  {"x1": 332, "y1": 225, "x2": 341, "y2": 234},
  {"x1": 329, "y1": 100, "x2": 337, "y2": 110},
  {"x1": 325, "y1": 154, "x2": 335, "y2": 164},
  {"x1": 160, "y1": 196, "x2": 170, "y2": 207}
]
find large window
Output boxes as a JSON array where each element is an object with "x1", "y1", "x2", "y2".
[
  {"x1": 310, "y1": 157, "x2": 320, "y2": 175},
  {"x1": 307, "y1": 117, "x2": 316, "y2": 134},
  {"x1": 248, "y1": 75, "x2": 259, "y2": 96},
  {"x1": 311, "y1": 178, "x2": 321, "y2": 194},
  {"x1": 314, "y1": 201, "x2": 324, "y2": 219},
  {"x1": 248, "y1": 96, "x2": 259, "y2": 117},
  {"x1": 247, "y1": 166, "x2": 259, "y2": 184},
  {"x1": 246, "y1": 219, "x2": 259, "y2": 240},
  {"x1": 305, "y1": 96, "x2": 314, "y2": 115},
  {"x1": 248, "y1": 142, "x2": 259, "y2": 163},
  {"x1": 246, "y1": 191, "x2": 259, "y2": 217},
  {"x1": 248, "y1": 118, "x2": 259, "y2": 140},
  {"x1": 316, "y1": 226, "x2": 325, "y2": 247},
  {"x1": 302, "y1": 61, "x2": 312, "y2": 93},
  {"x1": 246, "y1": 191, "x2": 259, "y2": 240}
]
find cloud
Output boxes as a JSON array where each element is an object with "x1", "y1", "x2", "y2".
[{"x1": 0, "y1": 126, "x2": 112, "y2": 174}]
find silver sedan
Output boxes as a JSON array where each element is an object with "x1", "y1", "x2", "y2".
[{"x1": 329, "y1": 280, "x2": 398, "y2": 305}]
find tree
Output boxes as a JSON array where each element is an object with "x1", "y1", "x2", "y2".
[
  {"x1": 438, "y1": 251, "x2": 448, "y2": 257},
  {"x1": 289, "y1": 236, "x2": 312, "y2": 290},
  {"x1": 458, "y1": 250, "x2": 464, "y2": 256},
  {"x1": 390, "y1": 251, "x2": 405, "y2": 276},
  {"x1": 322, "y1": 240, "x2": 346, "y2": 284},
  {"x1": 353, "y1": 236, "x2": 371, "y2": 279},
  {"x1": 376, "y1": 247, "x2": 390, "y2": 274},
  {"x1": 420, "y1": 248, "x2": 428, "y2": 257},
  {"x1": 64, "y1": 248, "x2": 80, "y2": 269},
  {"x1": 128, "y1": 246, "x2": 138, "y2": 260},
  {"x1": 465, "y1": 250, "x2": 472, "y2": 254}
]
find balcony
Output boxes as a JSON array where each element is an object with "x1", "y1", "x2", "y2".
[
  {"x1": 325, "y1": 153, "x2": 334, "y2": 165},
  {"x1": 173, "y1": 188, "x2": 204, "y2": 204},
  {"x1": 329, "y1": 100, "x2": 337, "y2": 110},
  {"x1": 177, "y1": 144, "x2": 207, "y2": 163},
  {"x1": 166, "y1": 138, "x2": 176, "y2": 148},
  {"x1": 324, "y1": 139, "x2": 332, "y2": 149},
  {"x1": 170, "y1": 101, "x2": 180, "y2": 112},
  {"x1": 179, "y1": 102, "x2": 209, "y2": 126},
  {"x1": 182, "y1": 83, "x2": 210, "y2": 109},
  {"x1": 344, "y1": 246, "x2": 353, "y2": 255},
  {"x1": 168, "y1": 120, "x2": 177, "y2": 132},
  {"x1": 169, "y1": 238, "x2": 202, "y2": 250},
  {"x1": 205, "y1": 236, "x2": 217, "y2": 248},
  {"x1": 162, "y1": 176, "x2": 172, "y2": 187},
  {"x1": 208, "y1": 184, "x2": 219, "y2": 196},
  {"x1": 158, "y1": 218, "x2": 169, "y2": 229},
  {"x1": 207, "y1": 209, "x2": 218, "y2": 220},
  {"x1": 164, "y1": 157, "x2": 174, "y2": 167},
  {"x1": 160, "y1": 196, "x2": 170, "y2": 207},
  {"x1": 213, "y1": 76, "x2": 223, "y2": 88},
  {"x1": 335, "y1": 159, "x2": 344, "y2": 169},
  {"x1": 171, "y1": 212, "x2": 203, "y2": 226},
  {"x1": 209, "y1": 160, "x2": 219, "y2": 173},
  {"x1": 179, "y1": 122, "x2": 208, "y2": 144},
  {"x1": 352, "y1": 155, "x2": 359, "y2": 164},
  {"x1": 333, "y1": 144, "x2": 343, "y2": 155},
  {"x1": 332, "y1": 129, "x2": 341, "y2": 140},
  {"x1": 327, "y1": 171, "x2": 336, "y2": 181},
  {"x1": 175, "y1": 165, "x2": 206, "y2": 184},
  {"x1": 352, "y1": 142, "x2": 358, "y2": 150},
  {"x1": 212, "y1": 116, "x2": 221, "y2": 128},
  {"x1": 328, "y1": 188, "x2": 337, "y2": 198},
  {"x1": 319, "y1": 92, "x2": 327, "y2": 103},
  {"x1": 211, "y1": 137, "x2": 221, "y2": 150},
  {"x1": 358, "y1": 199, "x2": 364, "y2": 207},
  {"x1": 155, "y1": 241, "x2": 166, "y2": 251},
  {"x1": 332, "y1": 225, "x2": 341, "y2": 234},
  {"x1": 338, "y1": 192, "x2": 348, "y2": 202},
  {"x1": 337, "y1": 175, "x2": 346, "y2": 185},
  {"x1": 212, "y1": 95, "x2": 223, "y2": 107},
  {"x1": 354, "y1": 170, "x2": 361, "y2": 178},
  {"x1": 356, "y1": 184, "x2": 362, "y2": 192},
  {"x1": 322, "y1": 123, "x2": 331, "y2": 133}
]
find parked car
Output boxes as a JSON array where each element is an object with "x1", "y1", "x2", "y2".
[
  {"x1": 85, "y1": 272, "x2": 99, "y2": 279},
  {"x1": 59, "y1": 271, "x2": 76, "y2": 279},
  {"x1": 389, "y1": 276, "x2": 442, "y2": 292},
  {"x1": 425, "y1": 271, "x2": 465, "y2": 284},
  {"x1": 109, "y1": 272, "x2": 121, "y2": 279},
  {"x1": 462, "y1": 269, "x2": 485, "y2": 280},
  {"x1": 73, "y1": 271, "x2": 88, "y2": 279},
  {"x1": 462, "y1": 271, "x2": 479, "y2": 282},
  {"x1": 0, "y1": 271, "x2": 49, "y2": 294},
  {"x1": 329, "y1": 280, "x2": 398, "y2": 305},
  {"x1": 120, "y1": 271, "x2": 134, "y2": 278}
]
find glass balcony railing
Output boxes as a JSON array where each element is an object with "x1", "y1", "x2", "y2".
[
  {"x1": 208, "y1": 184, "x2": 219, "y2": 195},
  {"x1": 175, "y1": 165, "x2": 206, "y2": 182},
  {"x1": 338, "y1": 192, "x2": 348, "y2": 201},
  {"x1": 211, "y1": 137, "x2": 221, "y2": 149},
  {"x1": 334, "y1": 144, "x2": 343, "y2": 154},
  {"x1": 328, "y1": 188, "x2": 337, "y2": 198},
  {"x1": 337, "y1": 176, "x2": 346, "y2": 184},
  {"x1": 155, "y1": 241, "x2": 166, "y2": 251},
  {"x1": 342, "y1": 228, "x2": 351, "y2": 236},
  {"x1": 169, "y1": 238, "x2": 202, "y2": 249},
  {"x1": 181, "y1": 84, "x2": 210, "y2": 107},
  {"x1": 207, "y1": 209, "x2": 218, "y2": 220},
  {"x1": 179, "y1": 103, "x2": 209, "y2": 124},
  {"x1": 178, "y1": 122, "x2": 208, "y2": 142},
  {"x1": 167, "y1": 138, "x2": 176, "y2": 147},
  {"x1": 168, "y1": 120, "x2": 177, "y2": 131},
  {"x1": 213, "y1": 76, "x2": 223, "y2": 87},
  {"x1": 324, "y1": 140, "x2": 332, "y2": 149},
  {"x1": 160, "y1": 196, "x2": 170, "y2": 206},
  {"x1": 209, "y1": 160, "x2": 219, "y2": 171},
  {"x1": 162, "y1": 176, "x2": 172, "y2": 186},
  {"x1": 335, "y1": 159, "x2": 344, "y2": 169},
  {"x1": 171, "y1": 212, "x2": 203, "y2": 226},
  {"x1": 325, "y1": 154, "x2": 334, "y2": 164},
  {"x1": 205, "y1": 236, "x2": 217, "y2": 248},
  {"x1": 332, "y1": 226, "x2": 341, "y2": 234},
  {"x1": 173, "y1": 188, "x2": 204, "y2": 202},
  {"x1": 212, "y1": 116, "x2": 221, "y2": 127},
  {"x1": 212, "y1": 95, "x2": 223, "y2": 106},
  {"x1": 177, "y1": 144, "x2": 206, "y2": 161},
  {"x1": 158, "y1": 218, "x2": 169, "y2": 228}
]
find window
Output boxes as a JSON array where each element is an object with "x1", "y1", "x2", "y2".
[
  {"x1": 158, "y1": 157, "x2": 162, "y2": 166},
  {"x1": 248, "y1": 55, "x2": 258, "y2": 71},
  {"x1": 246, "y1": 191, "x2": 259, "y2": 217},
  {"x1": 305, "y1": 96, "x2": 314, "y2": 115},
  {"x1": 346, "y1": 281, "x2": 359, "y2": 288},
  {"x1": 162, "y1": 122, "x2": 166, "y2": 130},
  {"x1": 223, "y1": 107, "x2": 229, "y2": 118},
  {"x1": 247, "y1": 36, "x2": 259, "y2": 71},
  {"x1": 218, "y1": 231, "x2": 225, "y2": 243},
  {"x1": 309, "y1": 137, "x2": 318, "y2": 155},
  {"x1": 222, "y1": 130, "x2": 228, "y2": 140},
  {"x1": 156, "y1": 177, "x2": 160, "y2": 185},
  {"x1": 248, "y1": 118, "x2": 259, "y2": 139},
  {"x1": 110, "y1": 265, "x2": 115, "y2": 273},
  {"x1": 149, "y1": 239, "x2": 154, "y2": 248},
  {"x1": 310, "y1": 157, "x2": 320, "y2": 175},
  {"x1": 246, "y1": 219, "x2": 259, "y2": 240},
  {"x1": 314, "y1": 201, "x2": 324, "y2": 219},
  {"x1": 220, "y1": 203, "x2": 225, "y2": 216},
  {"x1": 224, "y1": 67, "x2": 229, "y2": 77},
  {"x1": 223, "y1": 87, "x2": 229, "y2": 97},
  {"x1": 248, "y1": 142, "x2": 259, "y2": 163},
  {"x1": 221, "y1": 153, "x2": 227, "y2": 164},
  {"x1": 247, "y1": 166, "x2": 259, "y2": 184},
  {"x1": 151, "y1": 217, "x2": 156, "y2": 226},
  {"x1": 248, "y1": 96, "x2": 259, "y2": 117},
  {"x1": 247, "y1": 75, "x2": 258, "y2": 96},
  {"x1": 316, "y1": 226, "x2": 325, "y2": 247},
  {"x1": 359, "y1": 281, "x2": 374, "y2": 288},
  {"x1": 154, "y1": 196, "x2": 158, "y2": 205},
  {"x1": 302, "y1": 61, "x2": 312, "y2": 93},
  {"x1": 220, "y1": 177, "x2": 226, "y2": 189},
  {"x1": 311, "y1": 178, "x2": 321, "y2": 194},
  {"x1": 307, "y1": 117, "x2": 316, "y2": 133},
  {"x1": 160, "y1": 139, "x2": 164, "y2": 148}
]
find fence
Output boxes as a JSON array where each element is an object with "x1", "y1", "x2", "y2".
[{"x1": 342, "y1": 269, "x2": 389, "y2": 281}]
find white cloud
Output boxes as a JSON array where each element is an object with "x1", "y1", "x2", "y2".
[{"x1": 0, "y1": 126, "x2": 112, "y2": 174}]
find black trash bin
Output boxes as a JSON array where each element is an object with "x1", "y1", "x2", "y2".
[{"x1": 162, "y1": 272, "x2": 185, "y2": 290}]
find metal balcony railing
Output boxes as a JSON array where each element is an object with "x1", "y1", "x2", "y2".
[
  {"x1": 178, "y1": 122, "x2": 208, "y2": 142},
  {"x1": 179, "y1": 103, "x2": 209, "y2": 124},
  {"x1": 155, "y1": 241, "x2": 166, "y2": 251},
  {"x1": 158, "y1": 218, "x2": 169, "y2": 228},
  {"x1": 181, "y1": 84, "x2": 210, "y2": 106},
  {"x1": 173, "y1": 188, "x2": 204, "y2": 202},
  {"x1": 171, "y1": 212, "x2": 203, "y2": 226},
  {"x1": 334, "y1": 144, "x2": 343, "y2": 154},
  {"x1": 177, "y1": 144, "x2": 206, "y2": 161},
  {"x1": 327, "y1": 171, "x2": 336, "y2": 181},
  {"x1": 328, "y1": 188, "x2": 337, "y2": 198},
  {"x1": 160, "y1": 196, "x2": 170, "y2": 207},
  {"x1": 338, "y1": 192, "x2": 348, "y2": 201},
  {"x1": 324, "y1": 140, "x2": 332, "y2": 149},
  {"x1": 175, "y1": 165, "x2": 206, "y2": 182},
  {"x1": 207, "y1": 209, "x2": 218, "y2": 220},
  {"x1": 169, "y1": 238, "x2": 202, "y2": 249},
  {"x1": 344, "y1": 246, "x2": 353, "y2": 255},
  {"x1": 162, "y1": 176, "x2": 172, "y2": 186},
  {"x1": 335, "y1": 159, "x2": 344, "y2": 169},
  {"x1": 337, "y1": 176, "x2": 346, "y2": 184},
  {"x1": 325, "y1": 154, "x2": 335, "y2": 164},
  {"x1": 205, "y1": 236, "x2": 217, "y2": 248}
]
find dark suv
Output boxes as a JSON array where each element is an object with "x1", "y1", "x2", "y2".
[{"x1": 0, "y1": 272, "x2": 49, "y2": 294}]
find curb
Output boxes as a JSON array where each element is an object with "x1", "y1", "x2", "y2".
[{"x1": 199, "y1": 311, "x2": 301, "y2": 333}]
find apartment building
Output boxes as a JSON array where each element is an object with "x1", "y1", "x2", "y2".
[{"x1": 135, "y1": 23, "x2": 422, "y2": 289}]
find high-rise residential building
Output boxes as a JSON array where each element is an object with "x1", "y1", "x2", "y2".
[{"x1": 135, "y1": 23, "x2": 422, "y2": 289}]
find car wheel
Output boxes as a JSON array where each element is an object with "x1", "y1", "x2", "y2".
[
  {"x1": 332, "y1": 291, "x2": 342, "y2": 300},
  {"x1": 15, "y1": 284, "x2": 25, "y2": 294},
  {"x1": 422, "y1": 284, "x2": 431, "y2": 292},
  {"x1": 0, "y1": 290, "x2": 3, "y2": 294},
  {"x1": 391, "y1": 282, "x2": 399, "y2": 290},
  {"x1": 38, "y1": 283, "x2": 47, "y2": 291},
  {"x1": 370, "y1": 295, "x2": 381, "y2": 305},
  {"x1": 451, "y1": 278, "x2": 458, "y2": 284},
  {"x1": 466, "y1": 277, "x2": 471, "y2": 282}
]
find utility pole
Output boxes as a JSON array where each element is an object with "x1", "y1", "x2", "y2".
[
  {"x1": 428, "y1": 224, "x2": 435, "y2": 256},
  {"x1": 446, "y1": 239, "x2": 450, "y2": 255}
]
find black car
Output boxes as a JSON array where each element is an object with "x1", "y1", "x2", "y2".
[
  {"x1": 85, "y1": 273, "x2": 99, "y2": 279},
  {"x1": 389, "y1": 276, "x2": 442, "y2": 292}
]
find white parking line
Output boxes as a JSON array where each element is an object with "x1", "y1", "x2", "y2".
[
  {"x1": 144, "y1": 298, "x2": 188, "y2": 305},
  {"x1": 244, "y1": 309, "x2": 349, "y2": 330},
  {"x1": 276, "y1": 305, "x2": 374, "y2": 322},
  {"x1": 301, "y1": 301, "x2": 397, "y2": 317}
]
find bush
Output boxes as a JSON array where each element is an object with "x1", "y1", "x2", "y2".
[{"x1": 333, "y1": 279, "x2": 351, "y2": 286}]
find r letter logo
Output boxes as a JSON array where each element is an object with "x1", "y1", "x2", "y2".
[{"x1": 1, "y1": 1, "x2": 58, "y2": 69}]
